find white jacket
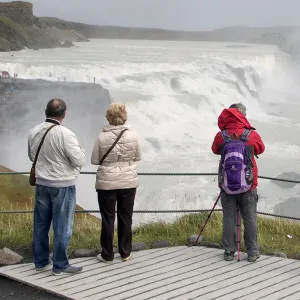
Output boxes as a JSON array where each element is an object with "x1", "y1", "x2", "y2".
[
  {"x1": 91, "y1": 124, "x2": 141, "y2": 190},
  {"x1": 28, "y1": 120, "x2": 86, "y2": 187}
]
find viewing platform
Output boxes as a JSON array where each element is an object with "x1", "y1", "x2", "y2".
[{"x1": 1, "y1": 245, "x2": 300, "y2": 299}]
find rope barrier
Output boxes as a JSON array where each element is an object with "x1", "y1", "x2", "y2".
[
  {"x1": 0, "y1": 209, "x2": 222, "y2": 214},
  {"x1": 1, "y1": 209, "x2": 300, "y2": 221},
  {"x1": 1, "y1": 171, "x2": 300, "y2": 220},
  {"x1": 0, "y1": 171, "x2": 300, "y2": 183}
]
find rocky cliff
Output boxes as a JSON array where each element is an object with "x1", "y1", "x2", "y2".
[
  {"x1": 0, "y1": 1, "x2": 88, "y2": 51},
  {"x1": 0, "y1": 1, "x2": 38, "y2": 26},
  {"x1": 1, "y1": 1, "x2": 300, "y2": 57},
  {"x1": 0, "y1": 78, "x2": 111, "y2": 170}
]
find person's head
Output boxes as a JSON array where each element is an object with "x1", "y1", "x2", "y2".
[
  {"x1": 106, "y1": 103, "x2": 127, "y2": 126},
  {"x1": 45, "y1": 98, "x2": 66, "y2": 121},
  {"x1": 229, "y1": 103, "x2": 246, "y2": 116}
]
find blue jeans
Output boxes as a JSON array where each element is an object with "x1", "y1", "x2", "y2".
[{"x1": 33, "y1": 185, "x2": 76, "y2": 271}]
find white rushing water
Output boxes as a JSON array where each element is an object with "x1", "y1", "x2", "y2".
[{"x1": 1, "y1": 39, "x2": 300, "y2": 225}]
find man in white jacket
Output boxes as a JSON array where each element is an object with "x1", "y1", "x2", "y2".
[{"x1": 28, "y1": 98, "x2": 86, "y2": 275}]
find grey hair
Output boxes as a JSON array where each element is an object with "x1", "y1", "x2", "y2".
[{"x1": 229, "y1": 103, "x2": 246, "y2": 115}]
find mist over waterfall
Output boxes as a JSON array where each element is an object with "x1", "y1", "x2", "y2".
[{"x1": 1, "y1": 39, "x2": 300, "y2": 224}]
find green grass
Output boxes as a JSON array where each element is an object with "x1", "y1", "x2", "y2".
[
  {"x1": 1, "y1": 166, "x2": 300, "y2": 258},
  {"x1": 133, "y1": 213, "x2": 300, "y2": 259},
  {"x1": 0, "y1": 166, "x2": 34, "y2": 210},
  {"x1": 1, "y1": 207, "x2": 300, "y2": 259}
]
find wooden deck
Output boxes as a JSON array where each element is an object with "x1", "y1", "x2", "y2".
[{"x1": 1, "y1": 246, "x2": 300, "y2": 299}]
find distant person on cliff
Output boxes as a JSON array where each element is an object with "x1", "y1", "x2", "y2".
[
  {"x1": 211, "y1": 103, "x2": 265, "y2": 262},
  {"x1": 28, "y1": 98, "x2": 86, "y2": 275},
  {"x1": 91, "y1": 103, "x2": 142, "y2": 263}
]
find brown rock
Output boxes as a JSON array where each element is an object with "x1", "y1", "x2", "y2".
[
  {"x1": 188, "y1": 234, "x2": 203, "y2": 245},
  {"x1": 0, "y1": 248, "x2": 23, "y2": 265}
]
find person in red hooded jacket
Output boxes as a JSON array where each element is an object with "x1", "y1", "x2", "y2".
[{"x1": 211, "y1": 103, "x2": 265, "y2": 262}]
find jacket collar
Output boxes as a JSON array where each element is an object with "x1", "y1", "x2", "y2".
[
  {"x1": 103, "y1": 124, "x2": 129, "y2": 132},
  {"x1": 45, "y1": 118, "x2": 61, "y2": 125}
]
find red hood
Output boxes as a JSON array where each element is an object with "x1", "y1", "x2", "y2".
[{"x1": 218, "y1": 108, "x2": 253, "y2": 130}]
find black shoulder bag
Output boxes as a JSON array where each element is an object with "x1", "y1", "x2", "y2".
[{"x1": 100, "y1": 129, "x2": 128, "y2": 165}]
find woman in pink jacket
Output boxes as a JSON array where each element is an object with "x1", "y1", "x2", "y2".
[{"x1": 91, "y1": 103, "x2": 142, "y2": 262}]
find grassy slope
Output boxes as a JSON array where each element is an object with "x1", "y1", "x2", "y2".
[
  {"x1": 0, "y1": 16, "x2": 29, "y2": 43},
  {"x1": 1, "y1": 166, "x2": 300, "y2": 258},
  {"x1": 0, "y1": 166, "x2": 100, "y2": 250},
  {"x1": 0, "y1": 166, "x2": 34, "y2": 209}
]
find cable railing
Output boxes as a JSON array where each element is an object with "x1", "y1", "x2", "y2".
[
  {"x1": 1, "y1": 171, "x2": 300, "y2": 220},
  {"x1": 0, "y1": 170, "x2": 299, "y2": 183}
]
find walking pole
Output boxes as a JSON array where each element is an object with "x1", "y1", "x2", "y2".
[
  {"x1": 237, "y1": 204, "x2": 241, "y2": 262},
  {"x1": 195, "y1": 193, "x2": 221, "y2": 245}
]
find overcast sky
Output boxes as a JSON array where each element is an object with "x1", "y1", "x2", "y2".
[{"x1": 2, "y1": 0, "x2": 300, "y2": 31}]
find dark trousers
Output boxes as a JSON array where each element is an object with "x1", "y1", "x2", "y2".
[
  {"x1": 97, "y1": 188, "x2": 136, "y2": 261},
  {"x1": 221, "y1": 188, "x2": 259, "y2": 256}
]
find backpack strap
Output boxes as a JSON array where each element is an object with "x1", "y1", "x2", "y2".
[
  {"x1": 240, "y1": 129, "x2": 252, "y2": 141},
  {"x1": 221, "y1": 130, "x2": 231, "y2": 143}
]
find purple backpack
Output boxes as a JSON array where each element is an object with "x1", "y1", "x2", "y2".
[{"x1": 218, "y1": 129, "x2": 254, "y2": 195}]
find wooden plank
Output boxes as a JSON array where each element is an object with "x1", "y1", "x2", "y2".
[
  {"x1": 61, "y1": 248, "x2": 220, "y2": 298},
  {"x1": 115, "y1": 256, "x2": 278, "y2": 300},
  {"x1": 0, "y1": 263, "x2": 34, "y2": 272},
  {"x1": 13, "y1": 247, "x2": 186, "y2": 286},
  {"x1": 243, "y1": 275, "x2": 300, "y2": 300},
  {"x1": 50, "y1": 246, "x2": 216, "y2": 294},
  {"x1": 3, "y1": 248, "x2": 165, "y2": 283},
  {"x1": 73, "y1": 251, "x2": 227, "y2": 300},
  {"x1": 198, "y1": 260, "x2": 300, "y2": 300},
  {"x1": 76, "y1": 252, "x2": 264, "y2": 300},
  {"x1": 31, "y1": 247, "x2": 185, "y2": 287},
  {"x1": 2, "y1": 246, "x2": 300, "y2": 300},
  {"x1": 217, "y1": 261, "x2": 300, "y2": 300},
  {"x1": 278, "y1": 288, "x2": 300, "y2": 300},
  {"x1": 0, "y1": 257, "x2": 96, "y2": 276},
  {"x1": 0, "y1": 256, "x2": 99, "y2": 279},
  {"x1": 0, "y1": 248, "x2": 171, "y2": 300},
  {"x1": 166, "y1": 258, "x2": 296, "y2": 300}
]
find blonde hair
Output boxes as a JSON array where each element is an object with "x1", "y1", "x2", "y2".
[{"x1": 106, "y1": 103, "x2": 127, "y2": 125}]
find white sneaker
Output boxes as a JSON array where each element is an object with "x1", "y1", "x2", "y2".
[
  {"x1": 122, "y1": 253, "x2": 132, "y2": 261},
  {"x1": 96, "y1": 254, "x2": 113, "y2": 264}
]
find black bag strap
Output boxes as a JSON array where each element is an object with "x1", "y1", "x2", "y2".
[
  {"x1": 32, "y1": 124, "x2": 57, "y2": 168},
  {"x1": 100, "y1": 129, "x2": 128, "y2": 165}
]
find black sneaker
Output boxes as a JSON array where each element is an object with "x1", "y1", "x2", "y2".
[
  {"x1": 224, "y1": 251, "x2": 234, "y2": 261},
  {"x1": 248, "y1": 253, "x2": 260, "y2": 262}
]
